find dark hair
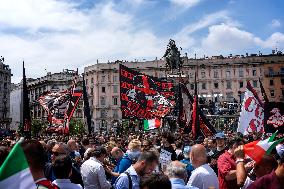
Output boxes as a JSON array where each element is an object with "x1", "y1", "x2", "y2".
[
  {"x1": 53, "y1": 155, "x2": 72, "y2": 179},
  {"x1": 82, "y1": 138, "x2": 90, "y2": 146},
  {"x1": 21, "y1": 140, "x2": 46, "y2": 171},
  {"x1": 140, "y1": 173, "x2": 171, "y2": 189},
  {"x1": 162, "y1": 132, "x2": 175, "y2": 144},
  {"x1": 227, "y1": 136, "x2": 244, "y2": 149},
  {"x1": 138, "y1": 151, "x2": 159, "y2": 164},
  {"x1": 89, "y1": 146, "x2": 107, "y2": 158}
]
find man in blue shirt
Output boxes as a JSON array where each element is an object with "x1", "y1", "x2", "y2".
[
  {"x1": 114, "y1": 151, "x2": 159, "y2": 189},
  {"x1": 110, "y1": 147, "x2": 132, "y2": 184}
]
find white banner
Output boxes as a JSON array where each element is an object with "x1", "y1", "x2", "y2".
[{"x1": 237, "y1": 85, "x2": 264, "y2": 135}]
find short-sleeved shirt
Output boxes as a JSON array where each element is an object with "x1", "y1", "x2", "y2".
[
  {"x1": 114, "y1": 165, "x2": 140, "y2": 189},
  {"x1": 187, "y1": 164, "x2": 219, "y2": 189},
  {"x1": 217, "y1": 151, "x2": 238, "y2": 189},
  {"x1": 247, "y1": 171, "x2": 283, "y2": 189},
  {"x1": 111, "y1": 154, "x2": 132, "y2": 184}
]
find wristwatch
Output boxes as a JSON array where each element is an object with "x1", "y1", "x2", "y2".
[{"x1": 236, "y1": 158, "x2": 244, "y2": 164}]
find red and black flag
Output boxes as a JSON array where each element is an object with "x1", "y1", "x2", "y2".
[
  {"x1": 120, "y1": 64, "x2": 175, "y2": 120},
  {"x1": 264, "y1": 102, "x2": 284, "y2": 134},
  {"x1": 22, "y1": 61, "x2": 31, "y2": 139},
  {"x1": 83, "y1": 74, "x2": 92, "y2": 134},
  {"x1": 38, "y1": 73, "x2": 82, "y2": 134},
  {"x1": 191, "y1": 74, "x2": 199, "y2": 139},
  {"x1": 181, "y1": 82, "x2": 216, "y2": 139}
]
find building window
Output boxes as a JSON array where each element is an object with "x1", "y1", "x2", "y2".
[
  {"x1": 190, "y1": 84, "x2": 194, "y2": 90},
  {"x1": 202, "y1": 83, "x2": 206, "y2": 90},
  {"x1": 113, "y1": 75, "x2": 118, "y2": 82},
  {"x1": 91, "y1": 78, "x2": 94, "y2": 84},
  {"x1": 102, "y1": 86, "x2": 106, "y2": 93},
  {"x1": 113, "y1": 85, "x2": 118, "y2": 93},
  {"x1": 252, "y1": 70, "x2": 257, "y2": 76},
  {"x1": 101, "y1": 109, "x2": 107, "y2": 118},
  {"x1": 201, "y1": 71, "x2": 206, "y2": 78},
  {"x1": 239, "y1": 81, "x2": 244, "y2": 88},
  {"x1": 270, "y1": 80, "x2": 274, "y2": 86},
  {"x1": 85, "y1": 79, "x2": 88, "y2": 85},
  {"x1": 214, "y1": 71, "x2": 218, "y2": 78},
  {"x1": 113, "y1": 97, "x2": 118, "y2": 105},
  {"x1": 270, "y1": 90, "x2": 275, "y2": 97},
  {"x1": 100, "y1": 96, "x2": 106, "y2": 106},
  {"x1": 214, "y1": 83, "x2": 219, "y2": 89},
  {"x1": 226, "y1": 71, "x2": 231, "y2": 78},
  {"x1": 239, "y1": 68, "x2": 244, "y2": 77},
  {"x1": 281, "y1": 68, "x2": 284, "y2": 74},
  {"x1": 113, "y1": 110, "x2": 118, "y2": 119},
  {"x1": 253, "y1": 80, "x2": 258, "y2": 88},
  {"x1": 90, "y1": 88, "x2": 93, "y2": 95},
  {"x1": 189, "y1": 73, "x2": 194, "y2": 78},
  {"x1": 101, "y1": 75, "x2": 105, "y2": 82},
  {"x1": 269, "y1": 67, "x2": 273, "y2": 74},
  {"x1": 281, "y1": 78, "x2": 284, "y2": 85},
  {"x1": 226, "y1": 81, "x2": 232, "y2": 89}
]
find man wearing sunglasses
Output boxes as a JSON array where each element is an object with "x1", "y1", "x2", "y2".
[{"x1": 45, "y1": 142, "x2": 84, "y2": 187}]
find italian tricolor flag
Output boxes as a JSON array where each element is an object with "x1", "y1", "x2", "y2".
[
  {"x1": 244, "y1": 132, "x2": 284, "y2": 163},
  {"x1": 144, "y1": 119, "x2": 161, "y2": 130},
  {"x1": 0, "y1": 142, "x2": 36, "y2": 189}
]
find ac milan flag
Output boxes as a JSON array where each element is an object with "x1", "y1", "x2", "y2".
[
  {"x1": 264, "y1": 102, "x2": 284, "y2": 134},
  {"x1": 38, "y1": 88, "x2": 82, "y2": 133},
  {"x1": 237, "y1": 81, "x2": 264, "y2": 135},
  {"x1": 120, "y1": 64, "x2": 175, "y2": 120},
  {"x1": 179, "y1": 83, "x2": 216, "y2": 137}
]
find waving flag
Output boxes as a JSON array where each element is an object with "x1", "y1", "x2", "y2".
[
  {"x1": 0, "y1": 141, "x2": 36, "y2": 189},
  {"x1": 120, "y1": 64, "x2": 175, "y2": 120},
  {"x1": 144, "y1": 119, "x2": 161, "y2": 130},
  {"x1": 180, "y1": 83, "x2": 216, "y2": 138},
  {"x1": 237, "y1": 81, "x2": 264, "y2": 135},
  {"x1": 38, "y1": 74, "x2": 82, "y2": 133},
  {"x1": 244, "y1": 132, "x2": 284, "y2": 163},
  {"x1": 264, "y1": 102, "x2": 284, "y2": 134}
]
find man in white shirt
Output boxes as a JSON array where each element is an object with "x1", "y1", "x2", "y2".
[
  {"x1": 187, "y1": 144, "x2": 219, "y2": 189},
  {"x1": 81, "y1": 147, "x2": 111, "y2": 189}
]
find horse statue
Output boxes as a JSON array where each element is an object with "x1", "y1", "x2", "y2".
[{"x1": 163, "y1": 39, "x2": 183, "y2": 72}]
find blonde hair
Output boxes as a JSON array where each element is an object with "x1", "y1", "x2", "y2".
[{"x1": 128, "y1": 139, "x2": 141, "y2": 151}]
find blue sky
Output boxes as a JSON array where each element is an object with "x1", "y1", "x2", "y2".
[{"x1": 0, "y1": 0, "x2": 283, "y2": 83}]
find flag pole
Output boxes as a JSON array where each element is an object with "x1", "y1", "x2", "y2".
[
  {"x1": 82, "y1": 74, "x2": 92, "y2": 134},
  {"x1": 22, "y1": 61, "x2": 31, "y2": 139}
]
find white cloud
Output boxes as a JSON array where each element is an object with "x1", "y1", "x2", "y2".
[
  {"x1": 173, "y1": 10, "x2": 240, "y2": 50},
  {"x1": 271, "y1": 19, "x2": 281, "y2": 28},
  {"x1": 170, "y1": 0, "x2": 202, "y2": 9},
  {"x1": 199, "y1": 24, "x2": 284, "y2": 56},
  {"x1": 0, "y1": 0, "x2": 166, "y2": 83}
]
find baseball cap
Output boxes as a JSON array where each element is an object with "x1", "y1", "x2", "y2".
[{"x1": 215, "y1": 132, "x2": 225, "y2": 139}]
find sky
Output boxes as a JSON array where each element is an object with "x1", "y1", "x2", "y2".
[{"x1": 0, "y1": 0, "x2": 284, "y2": 83}]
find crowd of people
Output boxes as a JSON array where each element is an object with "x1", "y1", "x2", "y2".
[{"x1": 0, "y1": 130, "x2": 284, "y2": 189}]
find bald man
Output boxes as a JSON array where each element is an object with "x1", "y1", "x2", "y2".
[{"x1": 187, "y1": 144, "x2": 219, "y2": 189}]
